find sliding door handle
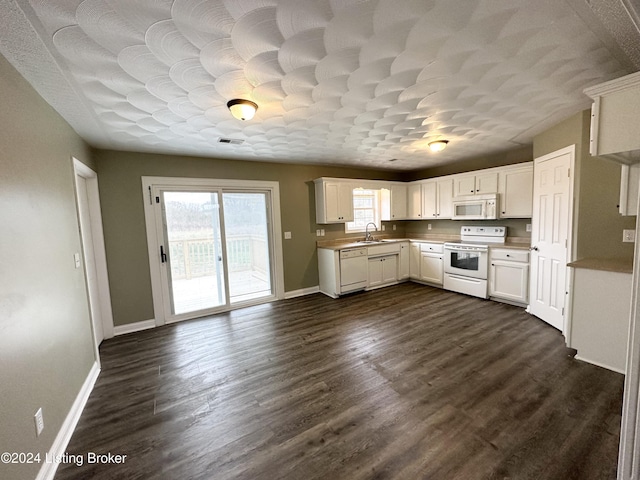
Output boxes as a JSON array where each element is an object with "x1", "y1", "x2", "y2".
[{"x1": 160, "y1": 245, "x2": 167, "y2": 263}]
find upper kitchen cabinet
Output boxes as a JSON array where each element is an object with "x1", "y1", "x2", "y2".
[
  {"x1": 381, "y1": 183, "x2": 408, "y2": 221},
  {"x1": 454, "y1": 171, "x2": 498, "y2": 196},
  {"x1": 314, "y1": 178, "x2": 354, "y2": 224},
  {"x1": 423, "y1": 177, "x2": 454, "y2": 219},
  {"x1": 620, "y1": 164, "x2": 640, "y2": 216},
  {"x1": 407, "y1": 182, "x2": 423, "y2": 219},
  {"x1": 584, "y1": 71, "x2": 640, "y2": 164},
  {"x1": 498, "y1": 162, "x2": 533, "y2": 218}
]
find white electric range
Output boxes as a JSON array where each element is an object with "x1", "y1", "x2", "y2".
[{"x1": 443, "y1": 226, "x2": 506, "y2": 298}]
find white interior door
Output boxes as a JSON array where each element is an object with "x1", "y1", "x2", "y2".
[
  {"x1": 77, "y1": 175, "x2": 104, "y2": 345},
  {"x1": 73, "y1": 159, "x2": 114, "y2": 348},
  {"x1": 529, "y1": 147, "x2": 574, "y2": 331}
]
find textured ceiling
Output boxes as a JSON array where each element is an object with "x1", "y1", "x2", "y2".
[{"x1": 1, "y1": 0, "x2": 639, "y2": 170}]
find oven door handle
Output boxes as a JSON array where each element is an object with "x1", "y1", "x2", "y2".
[{"x1": 445, "y1": 246, "x2": 487, "y2": 253}]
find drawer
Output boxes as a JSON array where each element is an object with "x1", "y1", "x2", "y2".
[
  {"x1": 416, "y1": 242, "x2": 444, "y2": 254},
  {"x1": 491, "y1": 249, "x2": 529, "y2": 263}
]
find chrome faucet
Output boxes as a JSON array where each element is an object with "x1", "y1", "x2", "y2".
[{"x1": 365, "y1": 222, "x2": 378, "y2": 241}]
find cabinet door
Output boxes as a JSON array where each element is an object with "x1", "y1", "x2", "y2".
[
  {"x1": 390, "y1": 184, "x2": 408, "y2": 219},
  {"x1": 499, "y1": 165, "x2": 533, "y2": 218},
  {"x1": 422, "y1": 181, "x2": 438, "y2": 218},
  {"x1": 489, "y1": 261, "x2": 529, "y2": 303},
  {"x1": 320, "y1": 181, "x2": 353, "y2": 223},
  {"x1": 420, "y1": 254, "x2": 443, "y2": 284},
  {"x1": 409, "y1": 243, "x2": 421, "y2": 279},
  {"x1": 437, "y1": 178, "x2": 453, "y2": 218},
  {"x1": 476, "y1": 172, "x2": 498, "y2": 194},
  {"x1": 368, "y1": 257, "x2": 383, "y2": 287},
  {"x1": 382, "y1": 255, "x2": 398, "y2": 284},
  {"x1": 407, "y1": 183, "x2": 423, "y2": 219},
  {"x1": 399, "y1": 243, "x2": 410, "y2": 279},
  {"x1": 337, "y1": 182, "x2": 354, "y2": 222},
  {"x1": 454, "y1": 175, "x2": 476, "y2": 196}
]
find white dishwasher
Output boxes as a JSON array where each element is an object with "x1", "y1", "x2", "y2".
[{"x1": 340, "y1": 247, "x2": 368, "y2": 292}]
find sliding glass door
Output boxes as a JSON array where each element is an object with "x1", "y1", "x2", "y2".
[
  {"x1": 222, "y1": 192, "x2": 272, "y2": 304},
  {"x1": 153, "y1": 185, "x2": 278, "y2": 323},
  {"x1": 162, "y1": 191, "x2": 226, "y2": 315}
]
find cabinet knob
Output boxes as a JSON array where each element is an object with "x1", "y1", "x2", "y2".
[{"x1": 470, "y1": 190, "x2": 474, "y2": 193}]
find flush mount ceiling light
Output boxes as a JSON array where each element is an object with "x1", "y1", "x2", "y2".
[
  {"x1": 428, "y1": 140, "x2": 449, "y2": 152},
  {"x1": 226, "y1": 99, "x2": 258, "y2": 121}
]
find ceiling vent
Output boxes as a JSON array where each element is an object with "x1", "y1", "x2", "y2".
[{"x1": 218, "y1": 138, "x2": 244, "y2": 145}]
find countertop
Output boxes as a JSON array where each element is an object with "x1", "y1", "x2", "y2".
[
  {"x1": 568, "y1": 257, "x2": 634, "y2": 274},
  {"x1": 317, "y1": 236, "x2": 531, "y2": 251}
]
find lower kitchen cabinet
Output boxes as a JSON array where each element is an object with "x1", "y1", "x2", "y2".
[
  {"x1": 398, "y1": 242, "x2": 410, "y2": 280},
  {"x1": 489, "y1": 248, "x2": 529, "y2": 305},
  {"x1": 420, "y1": 252, "x2": 443, "y2": 285},
  {"x1": 368, "y1": 255, "x2": 398, "y2": 288},
  {"x1": 409, "y1": 241, "x2": 444, "y2": 285}
]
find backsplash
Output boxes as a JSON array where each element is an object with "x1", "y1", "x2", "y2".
[{"x1": 401, "y1": 218, "x2": 532, "y2": 239}]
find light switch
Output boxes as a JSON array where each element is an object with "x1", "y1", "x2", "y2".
[
  {"x1": 284, "y1": 231, "x2": 292, "y2": 239},
  {"x1": 320, "y1": 229, "x2": 325, "y2": 236},
  {"x1": 316, "y1": 229, "x2": 321, "y2": 237}
]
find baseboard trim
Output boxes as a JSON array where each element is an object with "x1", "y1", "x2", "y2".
[
  {"x1": 575, "y1": 355, "x2": 625, "y2": 375},
  {"x1": 113, "y1": 319, "x2": 156, "y2": 336},
  {"x1": 36, "y1": 361, "x2": 100, "y2": 480},
  {"x1": 284, "y1": 286, "x2": 319, "y2": 299}
]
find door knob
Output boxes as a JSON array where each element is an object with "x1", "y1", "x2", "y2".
[{"x1": 530, "y1": 246, "x2": 539, "y2": 251}]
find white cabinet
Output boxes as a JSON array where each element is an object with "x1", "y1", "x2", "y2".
[
  {"x1": 368, "y1": 255, "x2": 398, "y2": 288},
  {"x1": 619, "y1": 164, "x2": 640, "y2": 216},
  {"x1": 314, "y1": 178, "x2": 354, "y2": 224},
  {"x1": 584, "y1": 71, "x2": 640, "y2": 163},
  {"x1": 419, "y1": 243, "x2": 444, "y2": 285},
  {"x1": 382, "y1": 183, "x2": 408, "y2": 220},
  {"x1": 454, "y1": 172, "x2": 498, "y2": 196},
  {"x1": 409, "y1": 241, "x2": 444, "y2": 285},
  {"x1": 398, "y1": 242, "x2": 410, "y2": 280},
  {"x1": 407, "y1": 182, "x2": 423, "y2": 219},
  {"x1": 409, "y1": 242, "x2": 421, "y2": 279},
  {"x1": 422, "y1": 178, "x2": 453, "y2": 219},
  {"x1": 489, "y1": 248, "x2": 529, "y2": 305},
  {"x1": 498, "y1": 163, "x2": 533, "y2": 218}
]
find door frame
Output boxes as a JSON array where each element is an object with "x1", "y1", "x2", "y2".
[
  {"x1": 529, "y1": 145, "x2": 576, "y2": 339},
  {"x1": 142, "y1": 176, "x2": 285, "y2": 327},
  {"x1": 72, "y1": 158, "x2": 115, "y2": 347}
]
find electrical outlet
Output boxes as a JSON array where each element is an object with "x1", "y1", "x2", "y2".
[
  {"x1": 393, "y1": 224, "x2": 396, "y2": 231},
  {"x1": 320, "y1": 229, "x2": 325, "y2": 236},
  {"x1": 428, "y1": 224, "x2": 432, "y2": 230},
  {"x1": 284, "y1": 231, "x2": 292, "y2": 239},
  {"x1": 526, "y1": 224, "x2": 532, "y2": 233},
  {"x1": 74, "y1": 253, "x2": 81, "y2": 269},
  {"x1": 623, "y1": 229, "x2": 636, "y2": 243},
  {"x1": 381, "y1": 225, "x2": 385, "y2": 231},
  {"x1": 34, "y1": 408, "x2": 44, "y2": 436}
]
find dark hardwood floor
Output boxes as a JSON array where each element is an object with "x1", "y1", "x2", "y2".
[{"x1": 55, "y1": 283, "x2": 624, "y2": 480}]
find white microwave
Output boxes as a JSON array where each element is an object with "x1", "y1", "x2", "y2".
[{"x1": 451, "y1": 194, "x2": 498, "y2": 220}]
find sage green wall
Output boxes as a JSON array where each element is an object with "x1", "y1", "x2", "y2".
[
  {"x1": 533, "y1": 110, "x2": 636, "y2": 261},
  {"x1": 0, "y1": 55, "x2": 96, "y2": 479},
  {"x1": 93, "y1": 150, "x2": 403, "y2": 326}
]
